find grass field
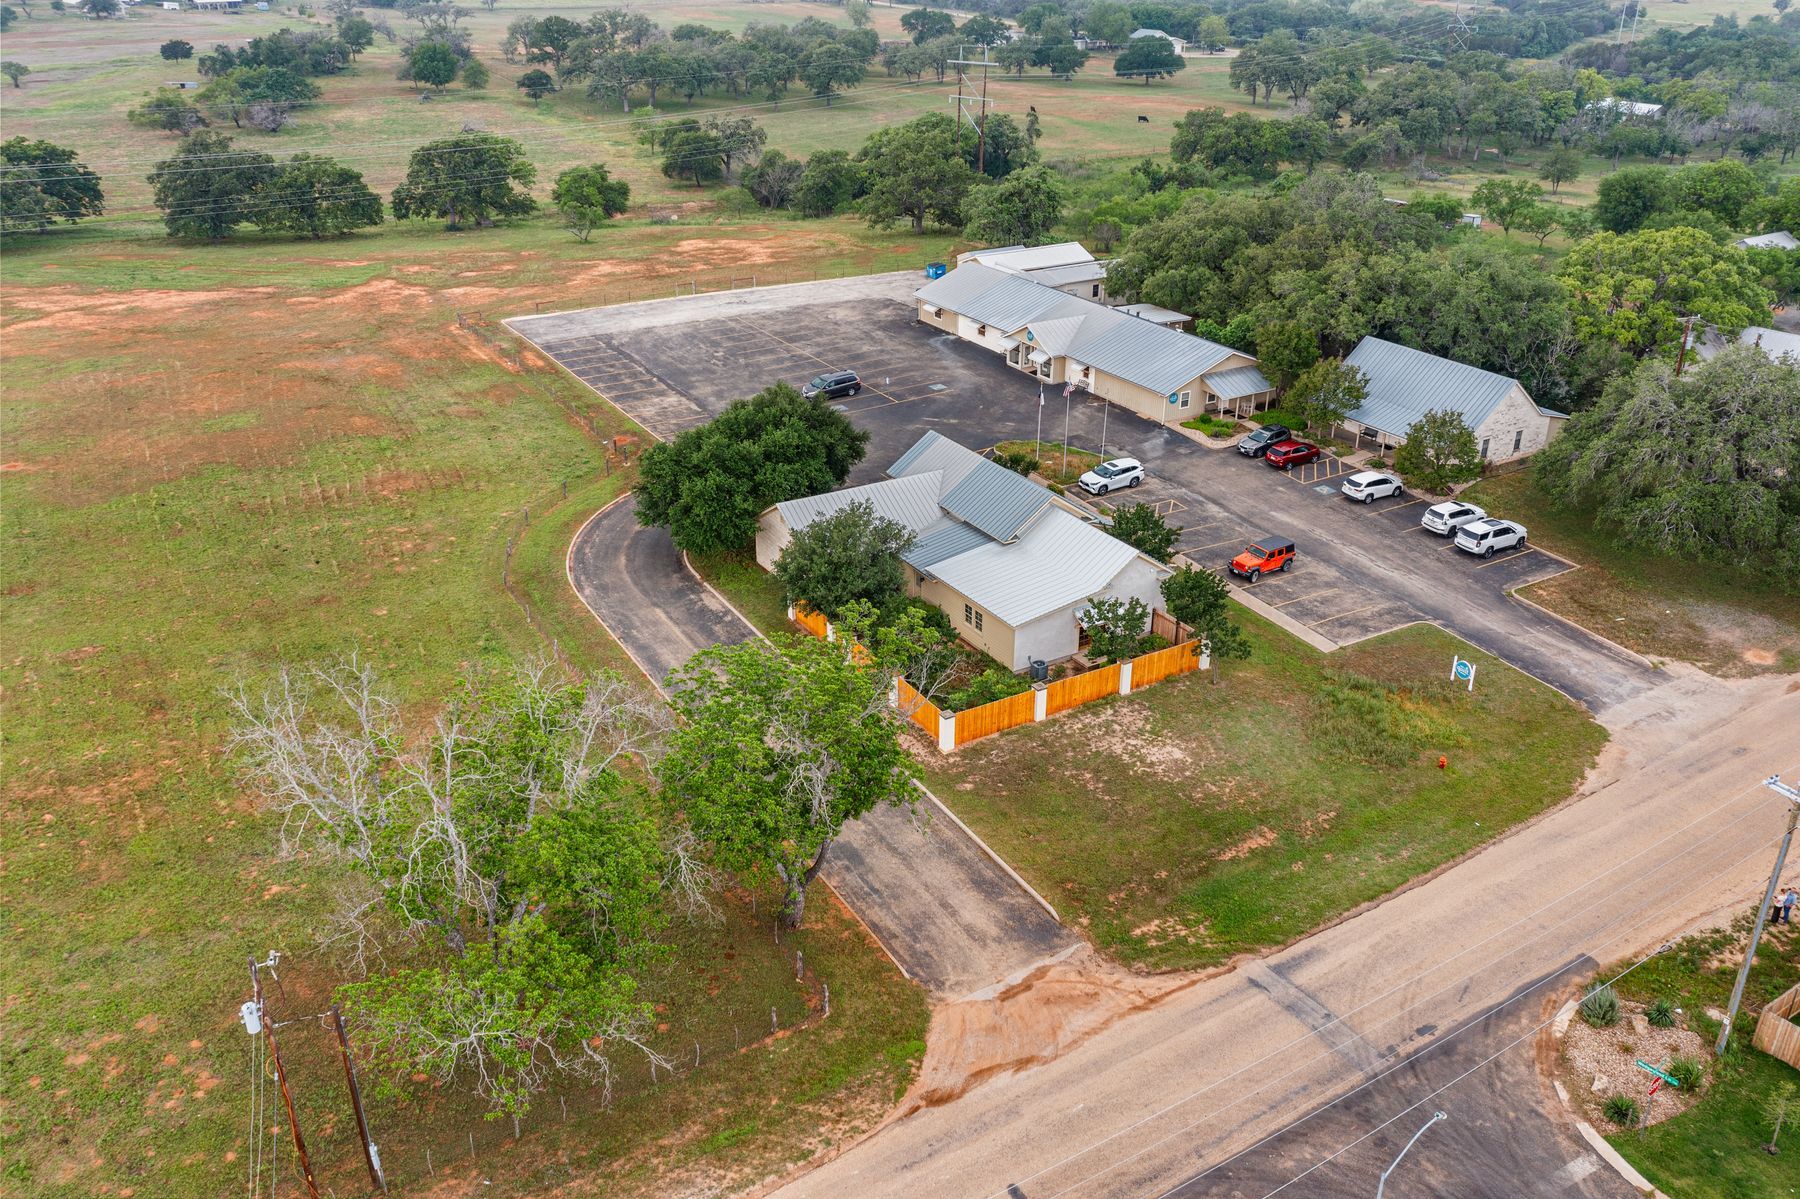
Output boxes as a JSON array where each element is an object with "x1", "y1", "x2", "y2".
[
  {"x1": 920, "y1": 617, "x2": 1605, "y2": 971},
  {"x1": 0, "y1": 215, "x2": 940, "y2": 1197},
  {"x1": 1463, "y1": 472, "x2": 1800, "y2": 678},
  {"x1": 1603, "y1": 918, "x2": 1800, "y2": 1199}
]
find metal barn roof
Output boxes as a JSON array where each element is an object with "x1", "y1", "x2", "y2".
[
  {"x1": 938, "y1": 460, "x2": 1054, "y2": 543},
  {"x1": 901, "y1": 519, "x2": 993, "y2": 570},
  {"x1": 1341, "y1": 337, "x2": 1524, "y2": 438},
  {"x1": 957, "y1": 242, "x2": 1097, "y2": 272},
  {"x1": 773, "y1": 471, "x2": 945, "y2": 536},
  {"x1": 1205, "y1": 364, "x2": 1275, "y2": 400},
  {"x1": 925, "y1": 508, "x2": 1145, "y2": 627},
  {"x1": 888, "y1": 429, "x2": 990, "y2": 492},
  {"x1": 1736, "y1": 231, "x2": 1797, "y2": 251}
]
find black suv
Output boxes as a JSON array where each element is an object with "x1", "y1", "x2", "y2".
[
  {"x1": 802, "y1": 370, "x2": 861, "y2": 400},
  {"x1": 1237, "y1": 424, "x2": 1292, "y2": 458}
]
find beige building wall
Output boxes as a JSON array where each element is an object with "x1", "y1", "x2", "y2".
[
  {"x1": 917, "y1": 301, "x2": 957, "y2": 333},
  {"x1": 754, "y1": 509, "x2": 793, "y2": 570},
  {"x1": 915, "y1": 577, "x2": 1018, "y2": 667},
  {"x1": 1474, "y1": 385, "x2": 1557, "y2": 463}
]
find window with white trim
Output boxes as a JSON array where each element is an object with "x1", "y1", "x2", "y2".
[
  {"x1": 1178, "y1": 390, "x2": 1192, "y2": 409},
  {"x1": 973, "y1": 610, "x2": 984, "y2": 632},
  {"x1": 963, "y1": 603, "x2": 973, "y2": 625}
]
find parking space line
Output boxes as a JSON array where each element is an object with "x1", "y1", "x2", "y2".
[
  {"x1": 1269, "y1": 588, "x2": 1337, "y2": 609},
  {"x1": 1474, "y1": 547, "x2": 1538, "y2": 569},
  {"x1": 1383, "y1": 497, "x2": 1427, "y2": 512},
  {"x1": 1312, "y1": 600, "x2": 1390, "y2": 625},
  {"x1": 1184, "y1": 537, "x2": 1246, "y2": 553}
]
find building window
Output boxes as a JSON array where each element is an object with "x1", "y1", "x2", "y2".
[
  {"x1": 1479, "y1": 438, "x2": 1490, "y2": 460},
  {"x1": 1091, "y1": 284, "x2": 1101, "y2": 298},
  {"x1": 973, "y1": 610, "x2": 984, "y2": 632},
  {"x1": 1512, "y1": 429, "x2": 1523, "y2": 454},
  {"x1": 1178, "y1": 391, "x2": 1192, "y2": 409},
  {"x1": 963, "y1": 603, "x2": 973, "y2": 625}
]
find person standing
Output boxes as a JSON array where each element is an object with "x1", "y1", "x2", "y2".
[{"x1": 1781, "y1": 886, "x2": 1798, "y2": 925}]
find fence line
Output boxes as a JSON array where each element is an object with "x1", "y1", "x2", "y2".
[
  {"x1": 954, "y1": 688, "x2": 1036, "y2": 746},
  {"x1": 896, "y1": 678, "x2": 940, "y2": 737},
  {"x1": 1046, "y1": 662, "x2": 1121, "y2": 716},
  {"x1": 1130, "y1": 639, "x2": 1201, "y2": 688},
  {"x1": 1753, "y1": 981, "x2": 1800, "y2": 1069}
]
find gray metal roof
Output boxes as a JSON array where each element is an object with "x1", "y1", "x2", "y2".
[
  {"x1": 888, "y1": 429, "x2": 989, "y2": 491},
  {"x1": 939, "y1": 459, "x2": 1054, "y2": 543},
  {"x1": 901, "y1": 519, "x2": 993, "y2": 570},
  {"x1": 1204, "y1": 364, "x2": 1274, "y2": 401},
  {"x1": 1342, "y1": 337, "x2": 1524, "y2": 438},
  {"x1": 926, "y1": 508, "x2": 1152, "y2": 627},
  {"x1": 918, "y1": 264, "x2": 1247, "y2": 397},
  {"x1": 1025, "y1": 262, "x2": 1109, "y2": 287},
  {"x1": 773, "y1": 471, "x2": 944, "y2": 536},
  {"x1": 1736, "y1": 231, "x2": 1797, "y2": 250}
]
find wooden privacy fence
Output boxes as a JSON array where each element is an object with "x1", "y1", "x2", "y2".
[
  {"x1": 788, "y1": 606, "x2": 1205, "y2": 753},
  {"x1": 1753, "y1": 981, "x2": 1800, "y2": 1069}
]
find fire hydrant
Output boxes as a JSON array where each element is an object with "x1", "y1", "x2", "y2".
[{"x1": 1438, "y1": 755, "x2": 1447, "y2": 770}]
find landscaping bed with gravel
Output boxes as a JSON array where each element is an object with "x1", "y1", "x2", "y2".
[{"x1": 1558, "y1": 993, "x2": 1712, "y2": 1129}]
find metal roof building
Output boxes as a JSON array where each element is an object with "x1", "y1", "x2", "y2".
[
  {"x1": 1736, "y1": 231, "x2": 1797, "y2": 251},
  {"x1": 1341, "y1": 337, "x2": 1566, "y2": 464},
  {"x1": 755, "y1": 431, "x2": 1170, "y2": 670},
  {"x1": 916, "y1": 263, "x2": 1274, "y2": 420}
]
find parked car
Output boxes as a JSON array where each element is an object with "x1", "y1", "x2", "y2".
[
  {"x1": 1265, "y1": 440, "x2": 1322, "y2": 470},
  {"x1": 1454, "y1": 518, "x2": 1527, "y2": 558},
  {"x1": 1237, "y1": 424, "x2": 1292, "y2": 457},
  {"x1": 1228, "y1": 536, "x2": 1295, "y2": 582},
  {"x1": 1340, "y1": 470, "x2": 1403, "y2": 503},
  {"x1": 801, "y1": 370, "x2": 860, "y2": 400},
  {"x1": 1078, "y1": 457, "x2": 1145, "y2": 495},
  {"x1": 1421, "y1": 500, "x2": 1487, "y2": 535}
]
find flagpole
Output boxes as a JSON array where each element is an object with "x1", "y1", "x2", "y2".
[
  {"x1": 1100, "y1": 396, "x2": 1110, "y2": 459},
  {"x1": 1036, "y1": 384, "x2": 1044, "y2": 459},
  {"x1": 1062, "y1": 385, "x2": 1072, "y2": 478}
]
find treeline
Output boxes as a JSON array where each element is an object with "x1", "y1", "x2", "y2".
[{"x1": 501, "y1": 10, "x2": 882, "y2": 110}]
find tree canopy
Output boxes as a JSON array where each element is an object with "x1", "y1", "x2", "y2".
[
  {"x1": 634, "y1": 382, "x2": 870, "y2": 554},
  {"x1": 772, "y1": 501, "x2": 915, "y2": 619},
  {"x1": 1393, "y1": 408, "x2": 1482, "y2": 493},
  {"x1": 1557, "y1": 227, "x2": 1772, "y2": 360},
  {"x1": 962, "y1": 164, "x2": 1068, "y2": 247},
  {"x1": 552, "y1": 163, "x2": 630, "y2": 240},
  {"x1": 1108, "y1": 503, "x2": 1179, "y2": 563},
  {"x1": 391, "y1": 133, "x2": 537, "y2": 230},
  {"x1": 147, "y1": 131, "x2": 275, "y2": 240},
  {"x1": 1, "y1": 137, "x2": 104, "y2": 234},
  {"x1": 1114, "y1": 38, "x2": 1186, "y2": 83},
  {"x1": 859, "y1": 113, "x2": 977, "y2": 234},
  {"x1": 251, "y1": 153, "x2": 382, "y2": 238},
  {"x1": 1160, "y1": 565, "x2": 1250, "y2": 682},
  {"x1": 1533, "y1": 346, "x2": 1800, "y2": 590}
]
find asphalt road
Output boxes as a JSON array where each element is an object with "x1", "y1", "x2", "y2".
[
  {"x1": 515, "y1": 284, "x2": 1658, "y2": 717},
  {"x1": 568, "y1": 490, "x2": 1075, "y2": 999}
]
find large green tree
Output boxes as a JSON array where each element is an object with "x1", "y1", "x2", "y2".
[
  {"x1": 1393, "y1": 408, "x2": 1482, "y2": 493},
  {"x1": 1557, "y1": 227, "x2": 1771, "y2": 359},
  {"x1": 1108, "y1": 503, "x2": 1179, "y2": 563},
  {"x1": 1114, "y1": 38, "x2": 1186, "y2": 84},
  {"x1": 147, "y1": 131, "x2": 275, "y2": 240},
  {"x1": 408, "y1": 40, "x2": 459, "y2": 90},
  {"x1": 391, "y1": 132, "x2": 537, "y2": 230},
  {"x1": 662, "y1": 629, "x2": 916, "y2": 928},
  {"x1": 794, "y1": 149, "x2": 863, "y2": 217},
  {"x1": 900, "y1": 7, "x2": 954, "y2": 44},
  {"x1": 1533, "y1": 346, "x2": 1799, "y2": 588},
  {"x1": 799, "y1": 40, "x2": 865, "y2": 106},
  {"x1": 551, "y1": 163, "x2": 629, "y2": 240},
  {"x1": 1159, "y1": 565, "x2": 1250, "y2": 684},
  {"x1": 859, "y1": 113, "x2": 976, "y2": 233},
  {"x1": 251, "y1": 153, "x2": 383, "y2": 238},
  {"x1": 773, "y1": 501, "x2": 915, "y2": 619},
  {"x1": 1285, "y1": 357, "x2": 1367, "y2": 435},
  {"x1": 230, "y1": 661, "x2": 692, "y2": 1116},
  {"x1": 1593, "y1": 165, "x2": 1674, "y2": 234},
  {"x1": 0, "y1": 137, "x2": 104, "y2": 233},
  {"x1": 635, "y1": 382, "x2": 869, "y2": 554},
  {"x1": 962, "y1": 164, "x2": 1067, "y2": 246}
]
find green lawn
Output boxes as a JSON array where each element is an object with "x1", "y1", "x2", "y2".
[
  {"x1": 1604, "y1": 920, "x2": 1800, "y2": 1199},
  {"x1": 0, "y1": 219, "x2": 933, "y2": 1197},
  {"x1": 1463, "y1": 472, "x2": 1800, "y2": 678},
  {"x1": 918, "y1": 617, "x2": 1607, "y2": 970}
]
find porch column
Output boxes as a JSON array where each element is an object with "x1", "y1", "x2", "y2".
[{"x1": 937, "y1": 710, "x2": 956, "y2": 753}]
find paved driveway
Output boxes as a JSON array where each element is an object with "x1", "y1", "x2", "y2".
[
  {"x1": 515, "y1": 285, "x2": 1659, "y2": 716},
  {"x1": 568, "y1": 486, "x2": 1075, "y2": 998}
]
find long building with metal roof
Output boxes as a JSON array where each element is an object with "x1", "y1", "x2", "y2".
[
  {"x1": 754, "y1": 431, "x2": 1170, "y2": 671},
  {"x1": 1340, "y1": 337, "x2": 1566, "y2": 464},
  {"x1": 916, "y1": 262, "x2": 1274, "y2": 421}
]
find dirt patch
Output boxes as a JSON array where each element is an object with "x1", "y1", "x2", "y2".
[
  {"x1": 902, "y1": 946, "x2": 1194, "y2": 1112},
  {"x1": 1217, "y1": 826, "x2": 1278, "y2": 861}
]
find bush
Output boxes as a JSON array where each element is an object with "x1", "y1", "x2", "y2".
[
  {"x1": 1580, "y1": 984, "x2": 1621, "y2": 1028},
  {"x1": 1182, "y1": 414, "x2": 1237, "y2": 438},
  {"x1": 1603, "y1": 1094, "x2": 1640, "y2": 1126},
  {"x1": 879, "y1": 596, "x2": 953, "y2": 640},
  {"x1": 1645, "y1": 998, "x2": 1676, "y2": 1028},
  {"x1": 1254, "y1": 406, "x2": 1309, "y2": 431},
  {"x1": 945, "y1": 668, "x2": 1031, "y2": 713},
  {"x1": 994, "y1": 449, "x2": 1038, "y2": 476},
  {"x1": 1666, "y1": 1055, "x2": 1704, "y2": 1092}
]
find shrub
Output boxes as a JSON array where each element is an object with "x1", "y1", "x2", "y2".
[
  {"x1": 945, "y1": 668, "x2": 1030, "y2": 713},
  {"x1": 1603, "y1": 1094, "x2": 1639, "y2": 1126},
  {"x1": 1254, "y1": 406, "x2": 1308, "y2": 431},
  {"x1": 1580, "y1": 984, "x2": 1621, "y2": 1028},
  {"x1": 994, "y1": 449, "x2": 1039, "y2": 476},
  {"x1": 1666, "y1": 1056, "x2": 1704, "y2": 1092},
  {"x1": 1182, "y1": 414, "x2": 1237, "y2": 438},
  {"x1": 1645, "y1": 998, "x2": 1676, "y2": 1028},
  {"x1": 879, "y1": 596, "x2": 953, "y2": 640}
]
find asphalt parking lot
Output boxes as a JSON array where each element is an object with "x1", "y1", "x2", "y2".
[{"x1": 510, "y1": 281, "x2": 1657, "y2": 715}]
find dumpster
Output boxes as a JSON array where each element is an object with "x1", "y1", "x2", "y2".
[{"x1": 925, "y1": 262, "x2": 948, "y2": 280}]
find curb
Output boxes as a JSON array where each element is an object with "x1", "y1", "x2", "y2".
[
  {"x1": 914, "y1": 780, "x2": 1061, "y2": 923},
  {"x1": 1506, "y1": 585, "x2": 1661, "y2": 672},
  {"x1": 1218, "y1": 575, "x2": 1340, "y2": 653},
  {"x1": 565, "y1": 493, "x2": 671, "y2": 698},
  {"x1": 1548, "y1": 999, "x2": 1673, "y2": 1199},
  {"x1": 681, "y1": 549, "x2": 771, "y2": 647}
]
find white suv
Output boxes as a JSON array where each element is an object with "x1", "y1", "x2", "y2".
[
  {"x1": 1421, "y1": 501, "x2": 1487, "y2": 535},
  {"x1": 1078, "y1": 457, "x2": 1144, "y2": 495},
  {"x1": 1455, "y1": 518, "x2": 1527, "y2": 558},
  {"x1": 1340, "y1": 470, "x2": 1403, "y2": 504}
]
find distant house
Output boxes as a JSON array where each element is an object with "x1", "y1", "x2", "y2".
[
  {"x1": 755, "y1": 432, "x2": 1171, "y2": 670},
  {"x1": 1736, "y1": 230, "x2": 1798, "y2": 251},
  {"x1": 1130, "y1": 27, "x2": 1187, "y2": 54},
  {"x1": 1340, "y1": 337, "x2": 1566, "y2": 463},
  {"x1": 918, "y1": 261, "x2": 1275, "y2": 419},
  {"x1": 1692, "y1": 324, "x2": 1800, "y2": 365},
  {"x1": 956, "y1": 242, "x2": 1112, "y2": 303},
  {"x1": 191, "y1": 0, "x2": 244, "y2": 9},
  {"x1": 1586, "y1": 98, "x2": 1663, "y2": 119}
]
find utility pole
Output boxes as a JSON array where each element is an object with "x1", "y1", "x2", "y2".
[
  {"x1": 948, "y1": 45, "x2": 998, "y2": 169},
  {"x1": 1674, "y1": 314, "x2": 1695, "y2": 376},
  {"x1": 1715, "y1": 774, "x2": 1800, "y2": 1057},
  {"x1": 1376, "y1": 1111, "x2": 1446, "y2": 1199},
  {"x1": 251, "y1": 954, "x2": 323, "y2": 1199},
  {"x1": 332, "y1": 1004, "x2": 387, "y2": 1193}
]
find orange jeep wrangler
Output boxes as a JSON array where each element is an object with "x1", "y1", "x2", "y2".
[{"x1": 1228, "y1": 536, "x2": 1295, "y2": 582}]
